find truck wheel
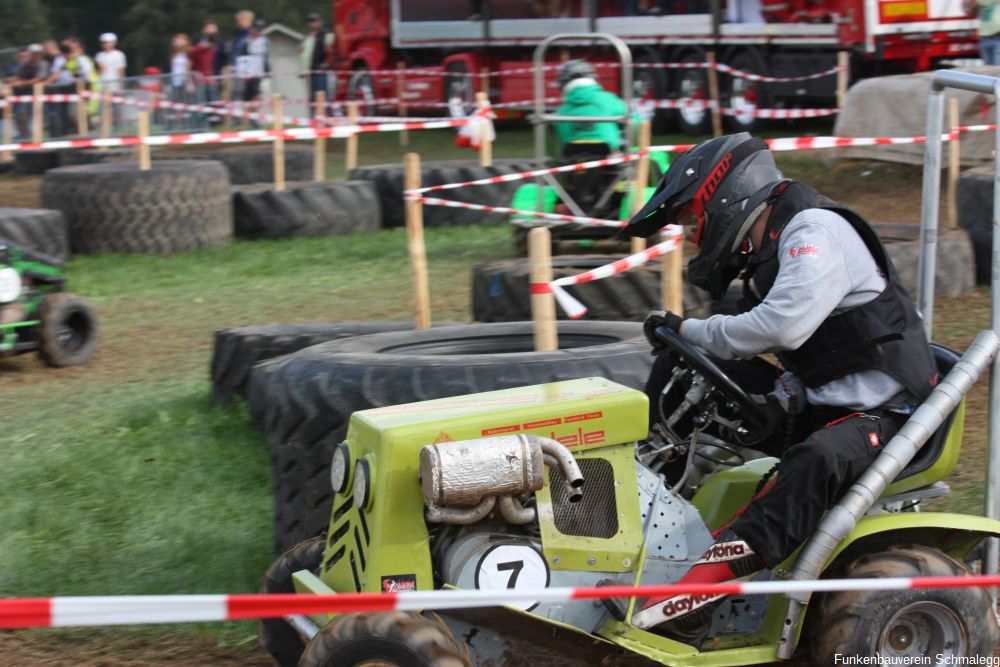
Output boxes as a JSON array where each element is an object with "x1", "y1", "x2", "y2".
[
  {"x1": 632, "y1": 49, "x2": 670, "y2": 134},
  {"x1": 348, "y1": 67, "x2": 377, "y2": 117},
  {"x1": 445, "y1": 62, "x2": 475, "y2": 118},
  {"x1": 300, "y1": 612, "x2": 471, "y2": 667},
  {"x1": 674, "y1": 50, "x2": 711, "y2": 136},
  {"x1": 258, "y1": 536, "x2": 326, "y2": 667},
  {"x1": 37, "y1": 292, "x2": 98, "y2": 367},
  {"x1": 722, "y1": 48, "x2": 769, "y2": 132},
  {"x1": 810, "y1": 544, "x2": 999, "y2": 662}
]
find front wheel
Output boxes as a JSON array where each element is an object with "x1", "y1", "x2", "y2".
[
  {"x1": 299, "y1": 611, "x2": 471, "y2": 667},
  {"x1": 38, "y1": 292, "x2": 98, "y2": 367},
  {"x1": 258, "y1": 536, "x2": 326, "y2": 667},
  {"x1": 810, "y1": 544, "x2": 999, "y2": 662}
]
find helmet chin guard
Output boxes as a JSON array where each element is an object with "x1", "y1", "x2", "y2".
[{"x1": 622, "y1": 134, "x2": 785, "y2": 300}]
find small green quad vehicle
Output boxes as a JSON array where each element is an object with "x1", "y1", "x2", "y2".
[
  {"x1": 511, "y1": 33, "x2": 667, "y2": 255},
  {"x1": 260, "y1": 327, "x2": 1000, "y2": 667},
  {"x1": 0, "y1": 240, "x2": 97, "y2": 367}
]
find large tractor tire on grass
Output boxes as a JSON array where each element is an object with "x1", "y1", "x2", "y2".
[
  {"x1": 157, "y1": 145, "x2": 314, "y2": 184},
  {"x1": 259, "y1": 321, "x2": 650, "y2": 551},
  {"x1": 57, "y1": 147, "x2": 134, "y2": 167},
  {"x1": 41, "y1": 160, "x2": 232, "y2": 255},
  {"x1": 211, "y1": 321, "x2": 416, "y2": 404},
  {"x1": 349, "y1": 159, "x2": 538, "y2": 229},
  {"x1": 232, "y1": 181, "x2": 380, "y2": 240},
  {"x1": 300, "y1": 612, "x2": 471, "y2": 667},
  {"x1": 471, "y1": 255, "x2": 730, "y2": 322},
  {"x1": 258, "y1": 536, "x2": 326, "y2": 667},
  {"x1": 810, "y1": 544, "x2": 999, "y2": 662},
  {"x1": 873, "y1": 223, "x2": 975, "y2": 297},
  {"x1": 0, "y1": 208, "x2": 70, "y2": 261},
  {"x1": 14, "y1": 149, "x2": 61, "y2": 175}
]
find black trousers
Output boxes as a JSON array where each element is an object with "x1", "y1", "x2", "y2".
[{"x1": 645, "y1": 353, "x2": 907, "y2": 568}]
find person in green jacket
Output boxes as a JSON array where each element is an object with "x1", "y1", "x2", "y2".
[{"x1": 553, "y1": 59, "x2": 629, "y2": 151}]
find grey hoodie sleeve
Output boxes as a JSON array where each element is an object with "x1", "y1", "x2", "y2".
[{"x1": 680, "y1": 211, "x2": 856, "y2": 360}]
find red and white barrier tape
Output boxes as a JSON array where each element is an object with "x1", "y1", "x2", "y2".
[
  {"x1": 712, "y1": 63, "x2": 844, "y2": 82},
  {"x1": 0, "y1": 94, "x2": 81, "y2": 105},
  {"x1": 536, "y1": 230, "x2": 683, "y2": 319},
  {"x1": 3, "y1": 573, "x2": 1000, "y2": 629},
  {"x1": 636, "y1": 98, "x2": 839, "y2": 118},
  {"x1": 409, "y1": 195, "x2": 626, "y2": 228},
  {"x1": 0, "y1": 119, "x2": 473, "y2": 153}
]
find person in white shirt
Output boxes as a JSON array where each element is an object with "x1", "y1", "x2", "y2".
[
  {"x1": 94, "y1": 33, "x2": 126, "y2": 94},
  {"x1": 169, "y1": 34, "x2": 195, "y2": 128}
]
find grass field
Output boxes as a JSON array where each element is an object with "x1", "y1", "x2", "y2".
[{"x1": 0, "y1": 126, "x2": 992, "y2": 665}]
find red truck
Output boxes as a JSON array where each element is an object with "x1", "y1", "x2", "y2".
[{"x1": 331, "y1": 0, "x2": 979, "y2": 133}]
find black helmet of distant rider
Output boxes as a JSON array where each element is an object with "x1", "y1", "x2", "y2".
[
  {"x1": 557, "y1": 59, "x2": 597, "y2": 90},
  {"x1": 622, "y1": 133, "x2": 787, "y2": 300}
]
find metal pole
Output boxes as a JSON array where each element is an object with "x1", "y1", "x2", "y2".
[
  {"x1": 917, "y1": 84, "x2": 945, "y2": 337},
  {"x1": 984, "y1": 80, "x2": 1000, "y2": 581}
]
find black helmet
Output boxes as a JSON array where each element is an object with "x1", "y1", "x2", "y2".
[
  {"x1": 622, "y1": 133, "x2": 786, "y2": 299},
  {"x1": 557, "y1": 59, "x2": 596, "y2": 89}
]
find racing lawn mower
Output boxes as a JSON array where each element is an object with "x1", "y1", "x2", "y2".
[
  {"x1": 510, "y1": 33, "x2": 667, "y2": 255},
  {"x1": 259, "y1": 325, "x2": 1000, "y2": 666},
  {"x1": 0, "y1": 240, "x2": 98, "y2": 367}
]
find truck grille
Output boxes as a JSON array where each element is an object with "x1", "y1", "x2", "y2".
[{"x1": 549, "y1": 458, "x2": 618, "y2": 539}]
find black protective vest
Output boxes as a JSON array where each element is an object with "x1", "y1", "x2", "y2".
[{"x1": 741, "y1": 182, "x2": 937, "y2": 403}]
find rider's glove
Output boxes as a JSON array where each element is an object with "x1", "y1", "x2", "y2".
[
  {"x1": 768, "y1": 372, "x2": 806, "y2": 416},
  {"x1": 748, "y1": 394, "x2": 788, "y2": 443},
  {"x1": 643, "y1": 310, "x2": 684, "y2": 351}
]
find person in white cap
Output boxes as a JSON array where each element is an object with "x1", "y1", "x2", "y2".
[{"x1": 95, "y1": 33, "x2": 126, "y2": 95}]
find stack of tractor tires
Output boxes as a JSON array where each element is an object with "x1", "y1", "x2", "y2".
[
  {"x1": 243, "y1": 321, "x2": 652, "y2": 552},
  {"x1": 231, "y1": 181, "x2": 380, "y2": 240},
  {"x1": 41, "y1": 160, "x2": 232, "y2": 255},
  {"x1": 349, "y1": 159, "x2": 538, "y2": 229},
  {"x1": 957, "y1": 165, "x2": 997, "y2": 284},
  {"x1": 13, "y1": 149, "x2": 62, "y2": 175},
  {"x1": 871, "y1": 223, "x2": 975, "y2": 297},
  {"x1": 0, "y1": 208, "x2": 70, "y2": 261}
]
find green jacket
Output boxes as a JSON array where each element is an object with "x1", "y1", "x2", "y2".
[{"x1": 554, "y1": 81, "x2": 628, "y2": 149}]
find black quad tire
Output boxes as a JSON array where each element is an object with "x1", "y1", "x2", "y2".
[
  {"x1": 258, "y1": 536, "x2": 326, "y2": 667},
  {"x1": 0, "y1": 208, "x2": 70, "y2": 261},
  {"x1": 811, "y1": 544, "x2": 999, "y2": 662},
  {"x1": 38, "y1": 292, "x2": 98, "y2": 367},
  {"x1": 299, "y1": 612, "x2": 471, "y2": 667}
]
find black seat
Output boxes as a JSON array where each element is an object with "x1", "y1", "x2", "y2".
[{"x1": 895, "y1": 344, "x2": 961, "y2": 481}]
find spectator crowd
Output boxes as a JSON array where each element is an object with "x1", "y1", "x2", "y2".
[{"x1": 1, "y1": 9, "x2": 336, "y2": 140}]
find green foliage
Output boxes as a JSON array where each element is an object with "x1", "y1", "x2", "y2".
[{"x1": 0, "y1": 0, "x2": 50, "y2": 49}]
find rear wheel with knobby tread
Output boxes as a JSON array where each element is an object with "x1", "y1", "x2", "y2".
[
  {"x1": 38, "y1": 292, "x2": 98, "y2": 367},
  {"x1": 299, "y1": 612, "x2": 471, "y2": 667},
  {"x1": 258, "y1": 536, "x2": 326, "y2": 667},
  {"x1": 810, "y1": 544, "x2": 999, "y2": 662}
]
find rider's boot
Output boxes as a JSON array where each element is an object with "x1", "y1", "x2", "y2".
[{"x1": 598, "y1": 529, "x2": 763, "y2": 642}]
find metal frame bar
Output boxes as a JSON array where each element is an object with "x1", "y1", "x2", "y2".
[{"x1": 775, "y1": 69, "x2": 1000, "y2": 660}]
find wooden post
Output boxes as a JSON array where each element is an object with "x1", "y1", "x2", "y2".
[
  {"x1": 137, "y1": 110, "x2": 151, "y2": 171},
  {"x1": 397, "y1": 62, "x2": 408, "y2": 146},
  {"x1": 272, "y1": 94, "x2": 285, "y2": 191},
  {"x1": 75, "y1": 80, "x2": 87, "y2": 136},
  {"x1": 31, "y1": 82, "x2": 44, "y2": 143},
  {"x1": 345, "y1": 101, "x2": 359, "y2": 171},
  {"x1": 836, "y1": 51, "x2": 850, "y2": 110},
  {"x1": 475, "y1": 91, "x2": 492, "y2": 167},
  {"x1": 630, "y1": 120, "x2": 652, "y2": 254},
  {"x1": 313, "y1": 91, "x2": 327, "y2": 182},
  {"x1": 1, "y1": 93, "x2": 12, "y2": 162},
  {"x1": 404, "y1": 153, "x2": 432, "y2": 329},
  {"x1": 948, "y1": 97, "x2": 961, "y2": 230},
  {"x1": 100, "y1": 91, "x2": 112, "y2": 152},
  {"x1": 662, "y1": 232, "x2": 684, "y2": 313},
  {"x1": 221, "y1": 66, "x2": 232, "y2": 131},
  {"x1": 480, "y1": 66, "x2": 490, "y2": 96},
  {"x1": 706, "y1": 52, "x2": 723, "y2": 138},
  {"x1": 529, "y1": 227, "x2": 558, "y2": 352}
]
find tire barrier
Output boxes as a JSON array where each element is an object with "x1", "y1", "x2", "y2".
[
  {"x1": 957, "y1": 164, "x2": 997, "y2": 284},
  {"x1": 231, "y1": 181, "x2": 380, "y2": 240},
  {"x1": 41, "y1": 160, "x2": 232, "y2": 255},
  {"x1": 246, "y1": 321, "x2": 651, "y2": 552},
  {"x1": 0, "y1": 208, "x2": 70, "y2": 261}
]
